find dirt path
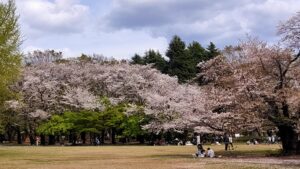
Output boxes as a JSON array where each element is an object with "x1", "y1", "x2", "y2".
[{"x1": 218, "y1": 156, "x2": 300, "y2": 165}]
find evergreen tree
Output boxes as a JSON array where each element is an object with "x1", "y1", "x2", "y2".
[
  {"x1": 131, "y1": 54, "x2": 144, "y2": 65},
  {"x1": 131, "y1": 50, "x2": 167, "y2": 73},
  {"x1": 166, "y1": 35, "x2": 195, "y2": 83},
  {"x1": 188, "y1": 41, "x2": 207, "y2": 63},
  {"x1": 187, "y1": 41, "x2": 207, "y2": 75},
  {"x1": 143, "y1": 49, "x2": 167, "y2": 73},
  {"x1": 131, "y1": 38, "x2": 219, "y2": 83},
  {"x1": 206, "y1": 42, "x2": 220, "y2": 60},
  {"x1": 0, "y1": 0, "x2": 21, "y2": 105}
]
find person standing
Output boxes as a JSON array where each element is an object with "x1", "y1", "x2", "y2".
[
  {"x1": 268, "y1": 136, "x2": 272, "y2": 144},
  {"x1": 35, "y1": 136, "x2": 40, "y2": 146},
  {"x1": 224, "y1": 134, "x2": 229, "y2": 151},
  {"x1": 196, "y1": 134, "x2": 201, "y2": 145},
  {"x1": 95, "y1": 137, "x2": 100, "y2": 146},
  {"x1": 271, "y1": 135, "x2": 275, "y2": 144},
  {"x1": 228, "y1": 135, "x2": 234, "y2": 150}
]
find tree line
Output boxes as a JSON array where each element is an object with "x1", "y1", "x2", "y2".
[{"x1": 131, "y1": 36, "x2": 220, "y2": 83}]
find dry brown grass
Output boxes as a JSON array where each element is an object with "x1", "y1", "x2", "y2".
[{"x1": 0, "y1": 144, "x2": 299, "y2": 169}]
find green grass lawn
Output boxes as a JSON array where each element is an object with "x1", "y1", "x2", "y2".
[{"x1": 0, "y1": 144, "x2": 299, "y2": 169}]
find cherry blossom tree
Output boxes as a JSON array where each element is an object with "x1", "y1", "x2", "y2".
[
  {"x1": 278, "y1": 12, "x2": 300, "y2": 50},
  {"x1": 17, "y1": 61, "x2": 208, "y2": 132},
  {"x1": 23, "y1": 50, "x2": 63, "y2": 65},
  {"x1": 193, "y1": 11, "x2": 300, "y2": 154},
  {"x1": 6, "y1": 59, "x2": 209, "y2": 145},
  {"x1": 197, "y1": 36, "x2": 300, "y2": 154}
]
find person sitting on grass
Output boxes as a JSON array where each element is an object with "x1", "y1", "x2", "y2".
[
  {"x1": 206, "y1": 148, "x2": 215, "y2": 158},
  {"x1": 193, "y1": 144, "x2": 205, "y2": 158},
  {"x1": 199, "y1": 149, "x2": 206, "y2": 157}
]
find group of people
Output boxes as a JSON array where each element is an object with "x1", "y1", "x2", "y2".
[
  {"x1": 223, "y1": 134, "x2": 234, "y2": 151},
  {"x1": 205, "y1": 133, "x2": 234, "y2": 150},
  {"x1": 193, "y1": 133, "x2": 236, "y2": 158},
  {"x1": 194, "y1": 144, "x2": 215, "y2": 158},
  {"x1": 267, "y1": 135, "x2": 277, "y2": 144}
]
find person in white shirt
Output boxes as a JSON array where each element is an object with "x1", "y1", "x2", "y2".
[
  {"x1": 196, "y1": 135, "x2": 201, "y2": 145},
  {"x1": 228, "y1": 135, "x2": 234, "y2": 150},
  {"x1": 199, "y1": 150, "x2": 206, "y2": 157},
  {"x1": 206, "y1": 148, "x2": 215, "y2": 158},
  {"x1": 271, "y1": 135, "x2": 275, "y2": 144}
]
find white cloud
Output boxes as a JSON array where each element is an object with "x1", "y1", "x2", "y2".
[
  {"x1": 21, "y1": 28, "x2": 168, "y2": 59},
  {"x1": 106, "y1": 0, "x2": 300, "y2": 46},
  {"x1": 17, "y1": 0, "x2": 89, "y2": 34},
  {"x1": 9, "y1": 0, "x2": 300, "y2": 59},
  {"x1": 92, "y1": 29, "x2": 169, "y2": 59}
]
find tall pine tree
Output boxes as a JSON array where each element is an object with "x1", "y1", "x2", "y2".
[
  {"x1": 131, "y1": 54, "x2": 144, "y2": 65},
  {"x1": 187, "y1": 41, "x2": 207, "y2": 64},
  {"x1": 187, "y1": 41, "x2": 208, "y2": 75},
  {"x1": 166, "y1": 35, "x2": 195, "y2": 83},
  {"x1": 131, "y1": 37, "x2": 220, "y2": 83},
  {"x1": 130, "y1": 50, "x2": 167, "y2": 72},
  {"x1": 206, "y1": 42, "x2": 220, "y2": 60},
  {"x1": 143, "y1": 50, "x2": 167, "y2": 73}
]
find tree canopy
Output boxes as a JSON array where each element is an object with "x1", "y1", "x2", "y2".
[
  {"x1": 0, "y1": 0, "x2": 21, "y2": 105},
  {"x1": 131, "y1": 36, "x2": 219, "y2": 83},
  {"x1": 197, "y1": 37, "x2": 300, "y2": 154}
]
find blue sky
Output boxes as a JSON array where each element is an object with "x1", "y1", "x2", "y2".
[{"x1": 14, "y1": 0, "x2": 300, "y2": 59}]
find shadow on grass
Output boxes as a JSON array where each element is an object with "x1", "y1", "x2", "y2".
[
  {"x1": 218, "y1": 149, "x2": 281, "y2": 158},
  {"x1": 150, "y1": 154, "x2": 191, "y2": 159},
  {"x1": 150, "y1": 149, "x2": 281, "y2": 159}
]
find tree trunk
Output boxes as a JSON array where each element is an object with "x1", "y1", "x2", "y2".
[
  {"x1": 111, "y1": 128, "x2": 116, "y2": 144},
  {"x1": 72, "y1": 134, "x2": 77, "y2": 145},
  {"x1": 48, "y1": 135, "x2": 55, "y2": 145},
  {"x1": 101, "y1": 130, "x2": 105, "y2": 144},
  {"x1": 17, "y1": 128, "x2": 22, "y2": 144},
  {"x1": 68, "y1": 132, "x2": 77, "y2": 145},
  {"x1": 278, "y1": 125, "x2": 300, "y2": 155},
  {"x1": 7, "y1": 130, "x2": 12, "y2": 143},
  {"x1": 68, "y1": 133, "x2": 72, "y2": 143},
  {"x1": 137, "y1": 135, "x2": 145, "y2": 144},
  {"x1": 41, "y1": 135, "x2": 46, "y2": 145},
  {"x1": 56, "y1": 135, "x2": 60, "y2": 143},
  {"x1": 89, "y1": 133, "x2": 92, "y2": 145},
  {"x1": 182, "y1": 129, "x2": 188, "y2": 145},
  {"x1": 81, "y1": 132, "x2": 86, "y2": 144},
  {"x1": 29, "y1": 134, "x2": 35, "y2": 145},
  {"x1": 0, "y1": 134, "x2": 5, "y2": 143}
]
